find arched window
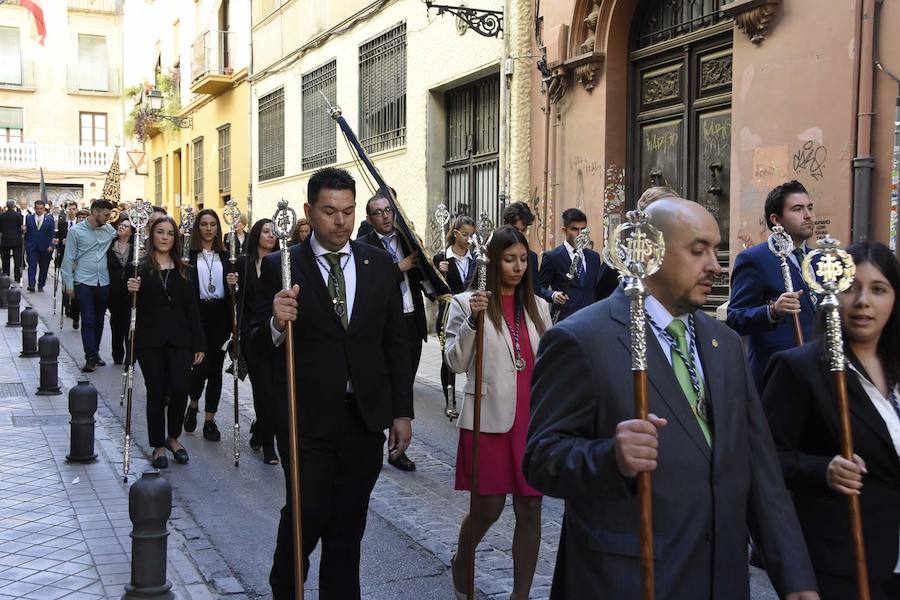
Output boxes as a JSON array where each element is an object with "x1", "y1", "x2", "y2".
[{"x1": 634, "y1": 0, "x2": 729, "y2": 49}]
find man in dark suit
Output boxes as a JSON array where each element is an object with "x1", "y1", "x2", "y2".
[
  {"x1": 524, "y1": 198, "x2": 819, "y2": 600},
  {"x1": 727, "y1": 180, "x2": 817, "y2": 392},
  {"x1": 538, "y1": 207, "x2": 619, "y2": 321},
  {"x1": 502, "y1": 201, "x2": 552, "y2": 302},
  {"x1": 357, "y1": 193, "x2": 427, "y2": 472},
  {"x1": 251, "y1": 167, "x2": 413, "y2": 600},
  {"x1": 24, "y1": 199, "x2": 55, "y2": 292},
  {"x1": 0, "y1": 200, "x2": 24, "y2": 281}
]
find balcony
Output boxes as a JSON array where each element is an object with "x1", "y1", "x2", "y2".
[
  {"x1": 190, "y1": 30, "x2": 235, "y2": 95},
  {"x1": 0, "y1": 143, "x2": 120, "y2": 173},
  {"x1": 0, "y1": 61, "x2": 35, "y2": 92},
  {"x1": 68, "y1": 0, "x2": 119, "y2": 15},
  {"x1": 67, "y1": 65, "x2": 121, "y2": 96}
]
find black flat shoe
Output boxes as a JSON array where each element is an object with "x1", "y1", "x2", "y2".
[
  {"x1": 388, "y1": 452, "x2": 416, "y2": 472},
  {"x1": 262, "y1": 445, "x2": 279, "y2": 465},
  {"x1": 183, "y1": 405, "x2": 198, "y2": 433},
  {"x1": 94, "y1": 359, "x2": 106, "y2": 367},
  {"x1": 248, "y1": 420, "x2": 261, "y2": 451},
  {"x1": 152, "y1": 455, "x2": 168, "y2": 469},
  {"x1": 202, "y1": 420, "x2": 221, "y2": 442},
  {"x1": 166, "y1": 443, "x2": 189, "y2": 464},
  {"x1": 81, "y1": 359, "x2": 96, "y2": 373}
]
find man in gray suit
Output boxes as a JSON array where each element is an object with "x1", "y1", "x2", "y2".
[{"x1": 524, "y1": 198, "x2": 819, "y2": 599}]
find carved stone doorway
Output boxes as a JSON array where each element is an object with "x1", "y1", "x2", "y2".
[{"x1": 628, "y1": 1, "x2": 734, "y2": 307}]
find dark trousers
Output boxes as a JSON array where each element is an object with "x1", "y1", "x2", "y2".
[
  {"x1": 26, "y1": 247, "x2": 51, "y2": 289},
  {"x1": 815, "y1": 571, "x2": 900, "y2": 600},
  {"x1": 404, "y1": 313, "x2": 423, "y2": 375},
  {"x1": 247, "y1": 354, "x2": 276, "y2": 448},
  {"x1": 190, "y1": 299, "x2": 229, "y2": 414},
  {"x1": 270, "y1": 402, "x2": 385, "y2": 600},
  {"x1": 108, "y1": 292, "x2": 131, "y2": 363},
  {"x1": 74, "y1": 283, "x2": 110, "y2": 361},
  {"x1": 62, "y1": 292, "x2": 80, "y2": 322},
  {"x1": 0, "y1": 246, "x2": 22, "y2": 281},
  {"x1": 138, "y1": 345, "x2": 193, "y2": 448},
  {"x1": 435, "y1": 307, "x2": 455, "y2": 405}
]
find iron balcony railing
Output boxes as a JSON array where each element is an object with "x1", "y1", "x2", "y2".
[
  {"x1": 66, "y1": 64, "x2": 121, "y2": 95},
  {"x1": 0, "y1": 61, "x2": 35, "y2": 90},
  {"x1": 68, "y1": 0, "x2": 119, "y2": 15},
  {"x1": 191, "y1": 30, "x2": 235, "y2": 82}
]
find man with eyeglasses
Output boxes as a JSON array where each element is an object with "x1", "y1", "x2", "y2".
[{"x1": 358, "y1": 193, "x2": 427, "y2": 472}]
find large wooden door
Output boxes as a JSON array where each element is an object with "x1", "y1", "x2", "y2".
[{"x1": 629, "y1": 3, "x2": 733, "y2": 307}]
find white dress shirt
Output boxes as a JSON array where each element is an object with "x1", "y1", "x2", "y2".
[
  {"x1": 35, "y1": 214, "x2": 44, "y2": 230},
  {"x1": 196, "y1": 249, "x2": 226, "y2": 300},
  {"x1": 645, "y1": 295, "x2": 707, "y2": 382},
  {"x1": 447, "y1": 246, "x2": 472, "y2": 284},
  {"x1": 378, "y1": 230, "x2": 415, "y2": 314}
]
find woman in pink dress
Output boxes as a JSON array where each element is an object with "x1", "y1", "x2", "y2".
[{"x1": 444, "y1": 225, "x2": 553, "y2": 599}]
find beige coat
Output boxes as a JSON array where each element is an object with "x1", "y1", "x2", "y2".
[{"x1": 444, "y1": 291, "x2": 552, "y2": 433}]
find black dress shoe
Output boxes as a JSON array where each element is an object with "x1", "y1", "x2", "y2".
[
  {"x1": 388, "y1": 452, "x2": 416, "y2": 472},
  {"x1": 183, "y1": 406, "x2": 198, "y2": 432},
  {"x1": 81, "y1": 359, "x2": 96, "y2": 373},
  {"x1": 166, "y1": 443, "x2": 189, "y2": 464},
  {"x1": 72, "y1": 319, "x2": 79, "y2": 329},
  {"x1": 248, "y1": 420, "x2": 261, "y2": 451},
  {"x1": 26, "y1": 287, "x2": 34, "y2": 292},
  {"x1": 202, "y1": 420, "x2": 221, "y2": 442},
  {"x1": 94, "y1": 359, "x2": 106, "y2": 367},
  {"x1": 37, "y1": 286, "x2": 43, "y2": 292},
  {"x1": 152, "y1": 455, "x2": 168, "y2": 469}
]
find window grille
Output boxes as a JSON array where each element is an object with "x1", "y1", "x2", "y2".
[
  {"x1": 153, "y1": 158, "x2": 162, "y2": 204},
  {"x1": 635, "y1": 0, "x2": 729, "y2": 49},
  {"x1": 258, "y1": 88, "x2": 284, "y2": 181},
  {"x1": 193, "y1": 137, "x2": 204, "y2": 204},
  {"x1": 359, "y1": 23, "x2": 406, "y2": 154},
  {"x1": 218, "y1": 124, "x2": 231, "y2": 192},
  {"x1": 301, "y1": 60, "x2": 337, "y2": 171}
]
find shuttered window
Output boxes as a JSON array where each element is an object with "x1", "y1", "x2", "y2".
[
  {"x1": 218, "y1": 124, "x2": 231, "y2": 192},
  {"x1": 258, "y1": 88, "x2": 284, "y2": 181},
  {"x1": 154, "y1": 158, "x2": 162, "y2": 204},
  {"x1": 301, "y1": 60, "x2": 336, "y2": 171},
  {"x1": 359, "y1": 23, "x2": 406, "y2": 154},
  {"x1": 193, "y1": 137, "x2": 204, "y2": 204}
]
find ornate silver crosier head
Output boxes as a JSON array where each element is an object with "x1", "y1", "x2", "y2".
[
  {"x1": 469, "y1": 230, "x2": 490, "y2": 293},
  {"x1": 272, "y1": 200, "x2": 298, "y2": 290},
  {"x1": 180, "y1": 206, "x2": 195, "y2": 235},
  {"x1": 766, "y1": 225, "x2": 793, "y2": 258},
  {"x1": 574, "y1": 227, "x2": 591, "y2": 252},
  {"x1": 801, "y1": 236, "x2": 856, "y2": 371},
  {"x1": 125, "y1": 200, "x2": 153, "y2": 265},
  {"x1": 434, "y1": 204, "x2": 450, "y2": 230},
  {"x1": 223, "y1": 200, "x2": 242, "y2": 262}
]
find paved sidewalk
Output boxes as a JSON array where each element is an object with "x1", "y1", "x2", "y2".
[{"x1": 0, "y1": 289, "x2": 241, "y2": 599}]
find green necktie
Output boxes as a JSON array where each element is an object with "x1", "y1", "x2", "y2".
[
  {"x1": 792, "y1": 247, "x2": 806, "y2": 268},
  {"x1": 665, "y1": 319, "x2": 712, "y2": 446},
  {"x1": 324, "y1": 253, "x2": 349, "y2": 329}
]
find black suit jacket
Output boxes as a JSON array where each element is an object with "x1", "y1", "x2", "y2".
[
  {"x1": 250, "y1": 240, "x2": 413, "y2": 438},
  {"x1": 106, "y1": 242, "x2": 135, "y2": 296},
  {"x1": 432, "y1": 250, "x2": 475, "y2": 294},
  {"x1": 135, "y1": 264, "x2": 206, "y2": 352},
  {"x1": 0, "y1": 210, "x2": 23, "y2": 248},
  {"x1": 524, "y1": 288, "x2": 817, "y2": 599},
  {"x1": 358, "y1": 230, "x2": 428, "y2": 341},
  {"x1": 763, "y1": 341, "x2": 900, "y2": 581}
]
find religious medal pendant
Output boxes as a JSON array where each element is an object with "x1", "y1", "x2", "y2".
[
  {"x1": 208, "y1": 283, "x2": 216, "y2": 294},
  {"x1": 514, "y1": 355, "x2": 526, "y2": 372},
  {"x1": 696, "y1": 396, "x2": 709, "y2": 422},
  {"x1": 333, "y1": 297, "x2": 345, "y2": 318}
]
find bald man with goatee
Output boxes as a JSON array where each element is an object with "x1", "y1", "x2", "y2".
[{"x1": 524, "y1": 199, "x2": 819, "y2": 599}]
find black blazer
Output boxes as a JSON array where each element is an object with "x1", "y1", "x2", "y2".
[
  {"x1": 106, "y1": 241, "x2": 135, "y2": 296},
  {"x1": 763, "y1": 341, "x2": 900, "y2": 582},
  {"x1": 432, "y1": 249, "x2": 475, "y2": 294},
  {"x1": 0, "y1": 210, "x2": 23, "y2": 248},
  {"x1": 250, "y1": 240, "x2": 413, "y2": 438},
  {"x1": 134, "y1": 264, "x2": 206, "y2": 352},
  {"x1": 358, "y1": 230, "x2": 428, "y2": 341},
  {"x1": 236, "y1": 253, "x2": 267, "y2": 342}
]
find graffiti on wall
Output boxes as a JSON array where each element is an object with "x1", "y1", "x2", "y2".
[{"x1": 792, "y1": 140, "x2": 827, "y2": 180}]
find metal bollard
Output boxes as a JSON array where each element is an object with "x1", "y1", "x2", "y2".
[
  {"x1": 5, "y1": 287, "x2": 20, "y2": 327},
  {"x1": 0, "y1": 274, "x2": 9, "y2": 308},
  {"x1": 123, "y1": 471, "x2": 174, "y2": 600},
  {"x1": 20, "y1": 307, "x2": 38, "y2": 357},
  {"x1": 65, "y1": 380, "x2": 97, "y2": 463},
  {"x1": 36, "y1": 332, "x2": 62, "y2": 396}
]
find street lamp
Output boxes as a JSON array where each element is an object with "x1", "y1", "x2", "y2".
[
  {"x1": 144, "y1": 87, "x2": 192, "y2": 128},
  {"x1": 423, "y1": 0, "x2": 503, "y2": 38}
]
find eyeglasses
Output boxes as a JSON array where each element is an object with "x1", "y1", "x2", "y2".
[{"x1": 368, "y1": 207, "x2": 394, "y2": 218}]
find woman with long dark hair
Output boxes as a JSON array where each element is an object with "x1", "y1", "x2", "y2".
[
  {"x1": 433, "y1": 215, "x2": 477, "y2": 418},
  {"x1": 762, "y1": 241, "x2": 900, "y2": 599},
  {"x1": 107, "y1": 217, "x2": 134, "y2": 364},
  {"x1": 127, "y1": 217, "x2": 205, "y2": 468},
  {"x1": 186, "y1": 209, "x2": 238, "y2": 442},
  {"x1": 444, "y1": 225, "x2": 552, "y2": 599},
  {"x1": 237, "y1": 218, "x2": 279, "y2": 465}
]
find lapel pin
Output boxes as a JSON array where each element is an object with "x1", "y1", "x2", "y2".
[
  {"x1": 363, "y1": 259, "x2": 369, "y2": 265},
  {"x1": 711, "y1": 339, "x2": 719, "y2": 348}
]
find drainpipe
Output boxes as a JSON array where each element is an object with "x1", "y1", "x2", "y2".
[
  {"x1": 497, "y1": 0, "x2": 511, "y2": 212},
  {"x1": 541, "y1": 90, "x2": 550, "y2": 251},
  {"x1": 851, "y1": 0, "x2": 877, "y2": 242},
  {"x1": 874, "y1": 0, "x2": 900, "y2": 252},
  {"x1": 248, "y1": 4, "x2": 254, "y2": 223}
]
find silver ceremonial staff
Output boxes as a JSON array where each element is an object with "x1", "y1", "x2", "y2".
[
  {"x1": 552, "y1": 227, "x2": 591, "y2": 324},
  {"x1": 180, "y1": 206, "x2": 195, "y2": 264},
  {"x1": 433, "y1": 203, "x2": 457, "y2": 419},
  {"x1": 605, "y1": 210, "x2": 665, "y2": 600},
  {"x1": 800, "y1": 237, "x2": 869, "y2": 600},
  {"x1": 224, "y1": 200, "x2": 243, "y2": 467},
  {"x1": 272, "y1": 200, "x2": 305, "y2": 600},
  {"x1": 767, "y1": 225, "x2": 805, "y2": 345},
  {"x1": 122, "y1": 199, "x2": 153, "y2": 483}
]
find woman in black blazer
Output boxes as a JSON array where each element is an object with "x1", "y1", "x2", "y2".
[
  {"x1": 762, "y1": 241, "x2": 900, "y2": 600},
  {"x1": 127, "y1": 217, "x2": 206, "y2": 469},
  {"x1": 237, "y1": 218, "x2": 280, "y2": 465},
  {"x1": 106, "y1": 217, "x2": 134, "y2": 365},
  {"x1": 432, "y1": 215, "x2": 476, "y2": 418},
  {"x1": 186, "y1": 209, "x2": 238, "y2": 442}
]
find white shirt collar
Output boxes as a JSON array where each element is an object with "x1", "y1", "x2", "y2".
[
  {"x1": 309, "y1": 232, "x2": 351, "y2": 257},
  {"x1": 376, "y1": 229, "x2": 396, "y2": 242},
  {"x1": 645, "y1": 294, "x2": 689, "y2": 329},
  {"x1": 447, "y1": 246, "x2": 471, "y2": 261},
  {"x1": 564, "y1": 240, "x2": 576, "y2": 255}
]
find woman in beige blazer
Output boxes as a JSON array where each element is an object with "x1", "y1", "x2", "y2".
[{"x1": 444, "y1": 225, "x2": 552, "y2": 599}]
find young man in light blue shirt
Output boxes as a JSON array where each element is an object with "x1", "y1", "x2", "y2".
[{"x1": 60, "y1": 199, "x2": 117, "y2": 372}]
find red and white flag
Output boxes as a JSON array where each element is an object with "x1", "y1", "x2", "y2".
[{"x1": 18, "y1": 0, "x2": 46, "y2": 46}]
